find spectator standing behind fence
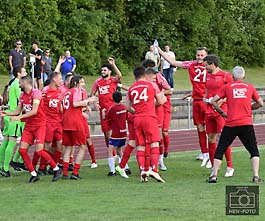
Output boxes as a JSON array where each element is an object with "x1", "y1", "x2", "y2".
[
  {"x1": 9, "y1": 39, "x2": 26, "y2": 79},
  {"x1": 30, "y1": 42, "x2": 43, "y2": 89},
  {"x1": 161, "y1": 45, "x2": 175, "y2": 89},
  {"x1": 61, "y1": 50, "x2": 76, "y2": 81},
  {"x1": 41, "y1": 49, "x2": 52, "y2": 82},
  {"x1": 145, "y1": 45, "x2": 160, "y2": 72}
]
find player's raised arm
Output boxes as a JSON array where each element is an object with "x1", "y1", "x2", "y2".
[
  {"x1": 108, "y1": 57, "x2": 122, "y2": 80},
  {"x1": 157, "y1": 47, "x2": 183, "y2": 68}
]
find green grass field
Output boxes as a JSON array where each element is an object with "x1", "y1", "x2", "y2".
[
  {"x1": 0, "y1": 147, "x2": 264, "y2": 221},
  {"x1": 1, "y1": 67, "x2": 265, "y2": 93}
]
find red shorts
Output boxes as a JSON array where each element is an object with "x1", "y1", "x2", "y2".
[
  {"x1": 21, "y1": 125, "x2": 46, "y2": 145},
  {"x1": 155, "y1": 105, "x2": 164, "y2": 128},
  {"x1": 134, "y1": 116, "x2": 160, "y2": 146},
  {"x1": 45, "y1": 122, "x2": 62, "y2": 143},
  {"x1": 193, "y1": 99, "x2": 207, "y2": 125},
  {"x1": 62, "y1": 130, "x2": 86, "y2": 146},
  {"x1": 127, "y1": 116, "x2": 135, "y2": 141},
  {"x1": 205, "y1": 114, "x2": 225, "y2": 134},
  {"x1": 100, "y1": 110, "x2": 111, "y2": 132}
]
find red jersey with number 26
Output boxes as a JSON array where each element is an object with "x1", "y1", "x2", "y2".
[
  {"x1": 128, "y1": 79, "x2": 161, "y2": 117},
  {"x1": 19, "y1": 89, "x2": 46, "y2": 126},
  {"x1": 62, "y1": 88, "x2": 84, "y2": 131},
  {"x1": 182, "y1": 60, "x2": 207, "y2": 99}
]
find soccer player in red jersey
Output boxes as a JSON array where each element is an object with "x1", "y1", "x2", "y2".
[
  {"x1": 127, "y1": 67, "x2": 167, "y2": 183},
  {"x1": 80, "y1": 78, "x2": 97, "y2": 169},
  {"x1": 203, "y1": 55, "x2": 234, "y2": 177},
  {"x1": 90, "y1": 57, "x2": 122, "y2": 149},
  {"x1": 37, "y1": 72, "x2": 64, "y2": 174},
  {"x1": 158, "y1": 47, "x2": 209, "y2": 165},
  {"x1": 105, "y1": 91, "x2": 127, "y2": 176},
  {"x1": 62, "y1": 75, "x2": 95, "y2": 179},
  {"x1": 1, "y1": 76, "x2": 61, "y2": 183},
  {"x1": 142, "y1": 59, "x2": 172, "y2": 171},
  {"x1": 207, "y1": 66, "x2": 263, "y2": 183}
]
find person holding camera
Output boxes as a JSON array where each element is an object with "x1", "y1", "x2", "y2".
[{"x1": 207, "y1": 66, "x2": 263, "y2": 183}]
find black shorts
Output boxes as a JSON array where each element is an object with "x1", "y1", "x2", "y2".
[
  {"x1": 215, "y1": 125, "x2": 259, "y2": 159},
  {"x1": 34, "y1": 67, "x2": 42, "y2": 80}
]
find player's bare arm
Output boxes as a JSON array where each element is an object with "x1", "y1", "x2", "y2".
[
  {"x1": 252, "y1": 98, "x2": 264, "y2": 110},
  {"x1": 108, "y1": 57, "x2": 122, "y2": 80},
  {"x1": 157, "y1": 47, "x2": 183, "y2": 68},
  {"x1": 211, "y1": 95, "x2": 227, "y2": 117},
  {"x1": 126, "y1": 99, "x2": 135, "y2": 113},
  {"x1": 155, "y1": 92, "x2": 167, "y2": 106},
  {"x1": 0, "y1": 104, "x2": 23, "y2": 117},
  {"x1": 164, "y1": 89, "x2": 173, "y2": 95},
  {"x1": 182, "y1": 93, "x2": 192, "y2": 100},
  {"x1": 54, "y1": 56, "x2": 66, "y2": 73}
]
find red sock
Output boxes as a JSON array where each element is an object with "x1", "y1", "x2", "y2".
[
  {"x1": 52, "y1": 150, "x2": 62, "y2": 164},
  {"x1": 63, "y1": 162, "x2": 69, "y2": 176},
  {"x1": 19, "y1": 148, "x2": 34, "y2": 172},
  {"x1": 198, "y1": 131, "x2": 208, "y2": 153},
  {"x1": 159, "y1": 139, "x2": 164, "y2": 155},
  {"x1": 73, "y1": 163, "x2": 81, "y2": 176},
  {"x1": 39, "y1": 156, "x2": 48, "y2": 170},
  {"x1": 163, "y1": 134, "x2": 170, "y2": 153},
  {"x1": 69, "y1": 156, "x2": 73, "y2": 164},
  {"x1": 32, "y1": 151, "x2": 40, "y2": 169},
  {"x1": 36, "y1": 150, "x2": 57, "y2": 169},
  {"x1": 144, "y1": 144, "x2": 151, "y2": 171},
  {"x1": 88, "y1": 144, "x2": 96, "y2": 164},
  {"x1": 136, "y1": 150, "x2": 145, "y2": 171},
  {"x1": 208, "y1": 143, "x2": 217, "y2": 165},
  {"x1": 119, "y1": 144, "x2": 134, "y2": 169},
  {"x1": 225, "y1": 146, "x2": 233, "y2": 167},
  {"x1": 150, "y1": 147, "x2": 160, "y2": 172}
]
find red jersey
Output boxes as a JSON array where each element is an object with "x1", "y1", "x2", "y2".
[
  {"x1": 155, "y1": 73, "x2": 171, "y2": 111},
  {"x1": 205, "y1": 70, "x2": 233, "y2": 115},
  {"x1": 128, "y1": 79, "x2": 160, "y2": 117},
  {"x1": 19, "y1": 89, "x2": 46, "y2": 126},
  {"x1": 60, "y1": 85, "x2": 68, "y2": 95},
  {"x1": 182, "y1": 60, "x2": 207, "y2": 99},
  {"x1": 91, "y1": 77, "x2": 119, "y2": 110},
  {"x1": 42, "y1": 85, "x2": 62, "y2": 123},
  {"x1": 62, "y1": 88, "x2": 84, "y2": 131},
  {"x1": 217, "y1": 80, "x2": 260, "y2": 127},
  {"x1": 106, "y1": 103, "x2": 127, "y2": 139}
]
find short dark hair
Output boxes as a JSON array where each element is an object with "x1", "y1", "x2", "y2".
[
  {"x1": 144, "y1": 67, "x2": 156, "y2": 75},
  {"x1": 203, "y1": 54, "x2": 219, "y2": 67},
  {"x1": 133, "y1": 66, "x2": 145, "y2": 80},
  {"x1": 142, "y1": 59, "x2": 155, "y2": 68},
  {"x1": 69, "y1": 75, "x2": 82, "y2": 88},
  {"x1": 20, "y1": 75, "x2": 32, "y2": 84},
  {"x1": 13, "y1": 66, "x2": 23, "y2": 78},
  {"x1": 65, "y1": 72, "x2": 74, "y2": 82},
  {"x1": 101, "y1": 64, "x2": 113, "y2": 72},
  {"x1": 197, "y1": 47, "x2": 208, "y2": 53},
  {"x1": 112, "y1": 91, "x2": 122, "y2": 103},
  {"x1": 32, "y1": 41, "x2": 39, "y2": 45},
  {"x1": 49, "y1": 71, "x2": 61, "y2": 81}
]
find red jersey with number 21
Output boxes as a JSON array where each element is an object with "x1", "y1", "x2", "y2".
[
  {"x1": 128, "y1": 79, "x2": 160, "y2": 117},
  {"x1": 182, "y1": 60, "x2": 207, "y2": 99}
]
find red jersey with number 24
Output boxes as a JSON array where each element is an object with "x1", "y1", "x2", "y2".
[{"x1": 128, "y1": 79, "x2": 161, "y2": 118}]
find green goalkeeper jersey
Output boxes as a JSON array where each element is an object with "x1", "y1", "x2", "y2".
[{"x1": 7, "y1": 78, "x2": 21, "y2": 112}]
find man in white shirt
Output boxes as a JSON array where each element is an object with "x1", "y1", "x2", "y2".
[{"x1": 161, "y1": 45, "x2": 175, "y2": 89}]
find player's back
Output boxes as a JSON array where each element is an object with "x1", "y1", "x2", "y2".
[{"x1": 128, "y1": 80, "x2": 156, "y2": 117}]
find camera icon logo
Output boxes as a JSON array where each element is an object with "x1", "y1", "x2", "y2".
[{"x1": 226, "y1": 186, "x2": 259, "y2": 215}]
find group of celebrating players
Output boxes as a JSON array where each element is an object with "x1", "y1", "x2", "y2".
[{"x1": 0, "y1": 45, "x2": 263, "y2": 184}]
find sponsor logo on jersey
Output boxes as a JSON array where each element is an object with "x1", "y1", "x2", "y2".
[
  {"x1": 233, "y1": 88, "x2": 247, "y2": 98},
  {"x1": 49, "y1": 99, "x2": 60, "y2": 108},
  {"x1": 23, "y1": 104, "x2": 32, "y2": 112},
  {"x1": 99, "y1": 85, "x2": 110, "y2": 95}
]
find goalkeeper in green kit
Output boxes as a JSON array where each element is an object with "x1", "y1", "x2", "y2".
[{"x1": 0, "y1": 66, "x2": 27, "y2": 177}]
